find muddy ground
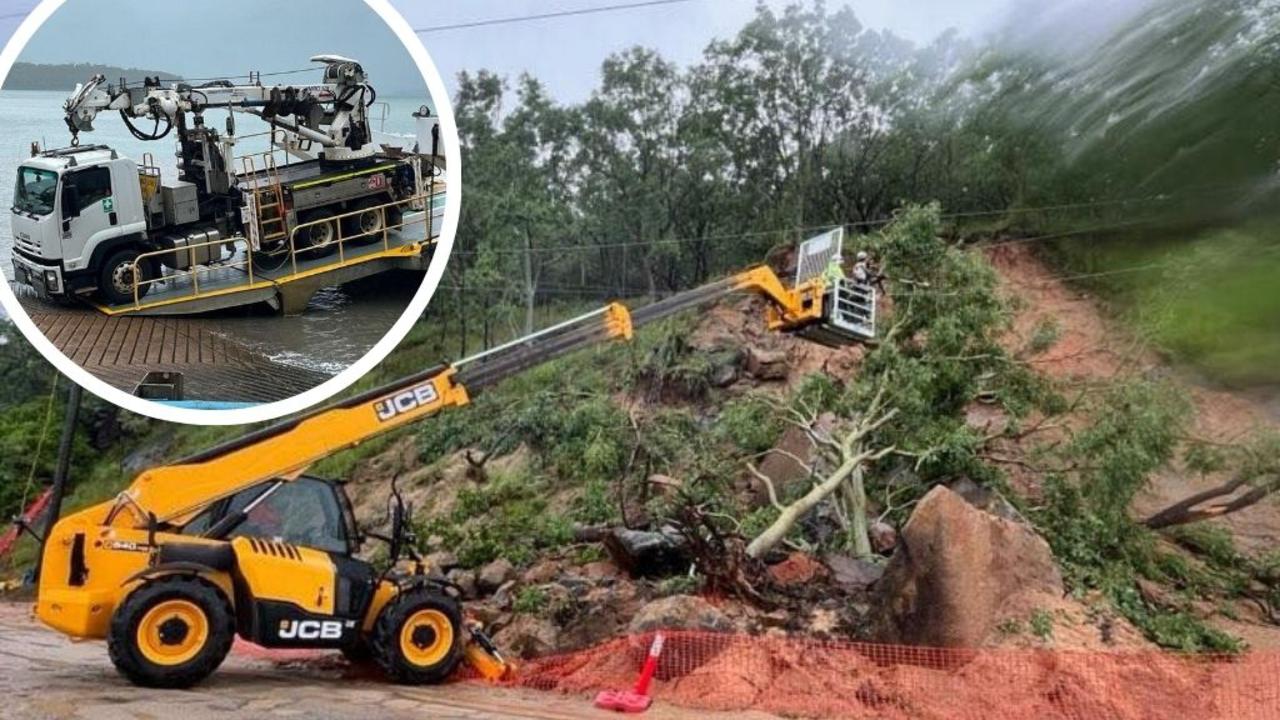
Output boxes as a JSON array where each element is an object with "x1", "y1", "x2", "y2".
[{"x1": 0, "y1": 603, "x2": 771, "y2": 720}]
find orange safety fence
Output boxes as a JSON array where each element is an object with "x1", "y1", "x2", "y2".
[{"x1": 501, "y1": 630, "x2": 1280, "y2": 719}]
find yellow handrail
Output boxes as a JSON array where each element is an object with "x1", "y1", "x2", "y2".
[{"x1": 285, "y1": 191, "x2": 437, "y2": 275}]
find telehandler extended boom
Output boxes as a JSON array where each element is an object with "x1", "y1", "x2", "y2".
[{"x1": 34, "y1": 232, "x2": 875, "y2": 689}]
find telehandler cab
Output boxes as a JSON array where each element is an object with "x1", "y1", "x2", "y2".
[{"x1": 32, "y1": 229, "x2": 875, "y2": 688}]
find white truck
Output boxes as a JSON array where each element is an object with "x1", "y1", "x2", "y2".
[{"x1": 10, "y1": 55, "x2": 438, "y2": 305}]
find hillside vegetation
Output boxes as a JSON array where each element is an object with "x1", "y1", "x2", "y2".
[
  {"x1": 3, "y1": 62, "x2": 179, "y2": 90},
  {"x1": 3, "y1": 0, "x2": 1278, "y2": 656}
]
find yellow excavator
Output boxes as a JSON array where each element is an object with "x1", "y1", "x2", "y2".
[{"x1": 32, "y1": 230, "x2": 874, "y2": 688}]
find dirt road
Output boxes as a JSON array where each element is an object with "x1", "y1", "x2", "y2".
[{"x1": 0, "y1": 603, "x2": 746, "y2": 720}]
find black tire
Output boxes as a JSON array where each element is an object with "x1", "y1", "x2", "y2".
[
  {"x1": 342, "y1": 198, "x2": 391, "y2": 246},
  {"x1": 296, "y1": 209, "x2": 339, "y2": 259},
  {"x1": 107, "y1": 575, "x2": 235, "y2": 689},
  {"x1": 370, "y1": 588, "x2": 464, "y2": 684},
  {"x1": 97, "y1": 248, "x2": 154, "y2": 305}
]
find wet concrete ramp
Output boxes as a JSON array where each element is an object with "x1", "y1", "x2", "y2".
[{"x1": 20, "y1": 295, "x2": 332, "y2": 404}]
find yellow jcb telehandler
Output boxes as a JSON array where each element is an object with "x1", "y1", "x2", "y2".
[{"x1": 32, "y1": 229, "x2": 874, "y2": 688}]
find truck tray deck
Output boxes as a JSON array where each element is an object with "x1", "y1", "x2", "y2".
[{"x1": 89, "y1": 203, "x2": 441, "y2": 317}]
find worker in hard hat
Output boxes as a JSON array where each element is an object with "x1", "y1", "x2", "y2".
[{"x1": 852, "y1": 251, "x2": 871, "y2": 284}]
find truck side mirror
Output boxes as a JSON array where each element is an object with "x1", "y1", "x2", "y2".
[{"x1": 61, "y1": 184, "x2": 80, "y2": 220}]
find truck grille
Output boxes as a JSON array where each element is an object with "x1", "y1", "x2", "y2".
[{"x1": 13, "y1": 233, "x2": 42, "y2": 256}]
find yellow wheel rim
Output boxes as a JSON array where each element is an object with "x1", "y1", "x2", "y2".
[
  {"x1": 136, "y1": 599, "x2": 209, "y2": 666},
  {"x1": 399, "y1": 609, "x2": 453, "y2": 667}
]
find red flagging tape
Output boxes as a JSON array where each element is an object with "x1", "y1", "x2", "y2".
[{"x1": 501, "y1": 630, "x2": 1280, "y2": 720}]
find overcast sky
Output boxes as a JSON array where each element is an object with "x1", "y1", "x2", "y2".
[{"x1": 0, "y1": 0, "x2": 1017, "y2": 102}]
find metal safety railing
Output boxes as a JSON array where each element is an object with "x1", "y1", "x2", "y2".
[
  {"x1": 282, "y1": 191, "x2": 436, "y2": 276},
  {"x1": 123, "y1": 191, "x2": 442, "y2": 310},
  {"x1": 129, "y1": 234, "x2": 256, "y2": 308},
  {"x1": 827, "y1": 278, "x2": 877, "y2": 339}
]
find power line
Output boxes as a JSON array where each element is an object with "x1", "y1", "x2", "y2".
[
  {"x1": 0, "y1": 10, "x2": 33, "y2": 22},
  {"x1": 414, "y1": 0, "x2": 700, "y2": 34},
  {"x1": 448, "y1": 190, "x2": 1214, "y2": 259}
]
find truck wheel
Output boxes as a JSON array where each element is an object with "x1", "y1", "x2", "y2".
[
  {"x1": 370, "y1": 588, "x2": 464, "y2": 684},
  {"x1": 343, "y1": 198, "x2": 389, "y2": 246},
  {"x1": 107, "y1": 576, "x2": 235, "y2": 689},
  {"x1": 98, "y1": 249, "x2": 154, "y2": 305},
  {"x1": 297, "y1": 209, "x2": 339, "y2": 260}
]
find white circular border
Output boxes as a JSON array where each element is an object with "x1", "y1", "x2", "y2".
[{"x1": 0, "y1": 0, "x2": 460, "y2": 426}]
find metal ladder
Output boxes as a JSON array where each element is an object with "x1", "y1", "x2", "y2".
[{"x1": 239, "y1": 153, "x2": 288, "y2": 247}]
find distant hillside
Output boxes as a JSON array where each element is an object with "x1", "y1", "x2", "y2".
[{"x1": 3, "y1": 62, "x2": 179, "y2": 90}]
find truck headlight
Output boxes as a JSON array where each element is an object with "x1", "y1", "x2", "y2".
[{"x1": 44, "y1": 270, "x2": 59, "y2": 291}]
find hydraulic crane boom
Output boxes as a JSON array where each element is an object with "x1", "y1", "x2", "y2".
[
  {"x1": 106, "y1": 262, "x2": 864, "y2": 531},
  {"x1": 63, "y1": 55, "x2": 375, "y2": 160},
  {"x1": 120, "y1": 302, "x2": 635, "y2": 526}
]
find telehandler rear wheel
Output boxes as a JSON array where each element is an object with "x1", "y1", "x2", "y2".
[
  {"x1": 370, "y1": 588, "x2": 464, "y2": 684},
  {"x1": 107, "y1": 576, "x2": 235, "y2": 688}
]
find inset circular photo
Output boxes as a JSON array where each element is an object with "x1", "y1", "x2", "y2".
[{"x1": 0, "y1": 0, "x2": 459, "y2": 424}]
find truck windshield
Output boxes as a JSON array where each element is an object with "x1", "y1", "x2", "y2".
[{"x1": 14, "y1": 166, "x2": 58, "y2": 216}]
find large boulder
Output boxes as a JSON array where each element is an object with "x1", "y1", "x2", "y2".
[
  {"x1": 628, "y1": 595, "x2": 731, "y2": 634},
  {"x1": 873, "y1": 486, "x2": 1064, "y2": 648},
  {"x1": 493, "y1": 615, "x2": 560, "y2": 659},
  {"x1": 749, "y1": 413, "x2": 836, "y2": 505},
  {"x1": 477, "y1": 558, "x2": 516, "y2": 594},
  {"x1": 744, "y1": 347, "x2": 788, "y2": 381}
]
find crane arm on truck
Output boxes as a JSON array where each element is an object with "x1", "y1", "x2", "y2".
[{"x1": 62, "y1": 55, "x2": 373, "y2": 157}]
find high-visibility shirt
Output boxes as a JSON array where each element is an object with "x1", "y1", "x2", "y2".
[{"x1": 822, "y1": 260, "x2": 845, "y2": 284}]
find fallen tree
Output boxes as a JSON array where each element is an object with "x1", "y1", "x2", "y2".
[
  {"x1": 746, "y1": 386, "x2": 898, "y2": 558},
  {"x1": 1143, "y1": 434, "x2": 1280, "y2": 530}
]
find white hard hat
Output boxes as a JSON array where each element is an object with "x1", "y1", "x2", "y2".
[{"x1": 857, "y1": 251, "x2": 868, "y2": 260}]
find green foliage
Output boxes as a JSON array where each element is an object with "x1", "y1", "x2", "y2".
[
  {"x1": 656, "y1": 574, "x2": 702, "y2": 597},
  {"x1": 1068, "y1": 379, "x2": 1190, "y2": 526},
  {"x1": 1026, "y1": 317, "x2": 1062, "y2": 355},
  {"x1": 625, "y1": 318, "x2": 719, "y2": 400},
  {"x1": 513, "y1": 586, "x2": 549, "y2": 614},
  {"x1": 1029, "y1": 609, "x2": 1055, "y2": 641},
  {"x1": 1030, "y1": 378, "x2": 1249, "y2": 652},
  {"x1": 421, "y1": 472, "x2": 574, "y2": 568},
  {"x1": 573, "y1": 477, "x2": 619, "y2": 525},
  {"x1": 716, "y1": 395, "x2": 782, "y2": 454}
]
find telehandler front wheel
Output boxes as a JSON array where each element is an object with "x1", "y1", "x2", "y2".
[
  {"x1": 370, "y1": 589, "x2": 464, "y2": 684},
  {"x1": 107, "y1": 576, "x2": 235, "y2": 689}
]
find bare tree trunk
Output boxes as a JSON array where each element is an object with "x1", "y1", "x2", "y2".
[{"x1": 842, "y1": 466, "x2": 872, "y2": 557}]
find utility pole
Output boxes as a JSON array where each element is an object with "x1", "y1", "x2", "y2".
[{"x1": 30, "y1": 381, "x2": 82, "y2": 583}]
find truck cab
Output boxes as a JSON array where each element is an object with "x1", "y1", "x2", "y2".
[{"x1": 11, "y1": 145, "x2": 148, "y2": 302}]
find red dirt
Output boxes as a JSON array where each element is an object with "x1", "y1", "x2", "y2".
[
  {"x1": 513, "y1": 630, "x2": 1279, "y2": 719},
  {"x1": 987, "y1": 242, "x2": 1280, "y2": 645}
]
